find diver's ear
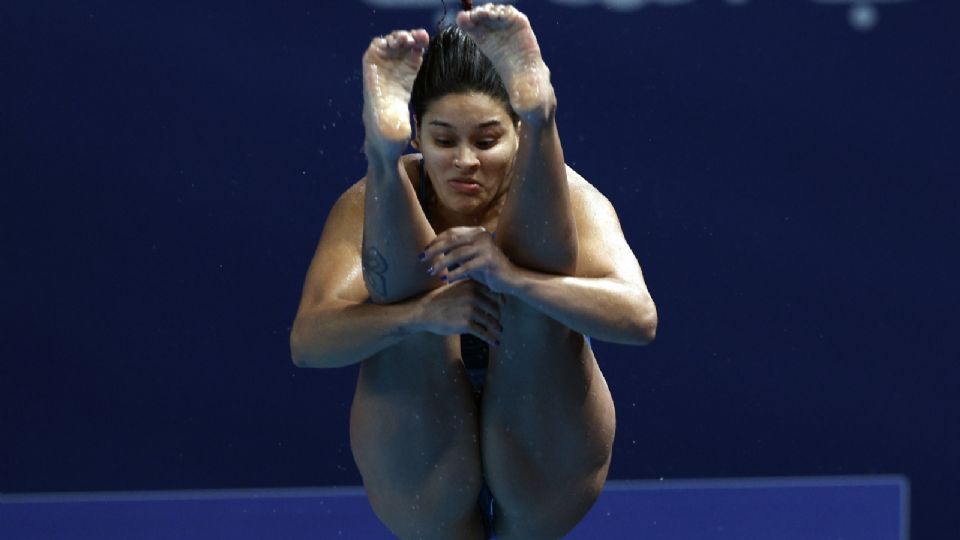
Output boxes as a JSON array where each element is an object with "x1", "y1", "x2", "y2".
[{"x1": 410, "y1": 116, "x2": 421, "y2": 150}]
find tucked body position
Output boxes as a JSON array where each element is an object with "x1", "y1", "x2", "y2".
[{"x1": 291, "y1": 4, "x2": 657, "y2": 539}]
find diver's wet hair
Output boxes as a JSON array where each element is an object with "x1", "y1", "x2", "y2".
[{"x1": 410, "y1": 25, "x2": 519, "y2": 126}]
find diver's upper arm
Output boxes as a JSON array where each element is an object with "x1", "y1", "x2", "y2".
[{"x1": 296, "y1": 181, "x2": 369, "y2": 313}]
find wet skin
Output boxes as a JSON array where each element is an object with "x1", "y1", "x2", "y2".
[{"x1": 293, "y1": 4, "x2": 656, "y2": 539}]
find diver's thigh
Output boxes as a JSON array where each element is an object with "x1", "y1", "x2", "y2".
[
  {"x1": 481, "y1": 300, "x2": 616, "y2": 537},
  {"x1": 349, "y1": 336, "x2": 487, "y2": 538}
]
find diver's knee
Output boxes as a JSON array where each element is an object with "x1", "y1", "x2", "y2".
[
  {"x1": 494, "y1": 470, "x2": 606, "y2": 540},
  {"x1": 363, "y1": 468, "x2": 487, "y2": 540}
]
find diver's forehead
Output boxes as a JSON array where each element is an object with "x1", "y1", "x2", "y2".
[{"x1": 423, "y1": 93, "x2": 511, "y2": 129}]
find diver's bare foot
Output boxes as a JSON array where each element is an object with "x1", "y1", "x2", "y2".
[
  {"x1": 362, "y1": 29, "x2": 429, "y2": 157},
  {"x1": 457, "y1": 4, "x2": 554, "y2": 119}
]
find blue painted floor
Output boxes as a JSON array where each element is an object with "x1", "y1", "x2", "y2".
[{"x1": 1, "y1": 476, "x2": 908, "y2": 539}]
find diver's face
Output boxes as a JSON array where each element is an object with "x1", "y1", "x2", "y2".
[{"x1": 415, "y1": 92, "x2": 518, "y2": 216}]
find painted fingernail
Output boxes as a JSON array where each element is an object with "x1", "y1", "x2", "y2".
[
  {"x1": 440, "y1": 275, "x2": 448, "y2": 282},
  {"x1": 418, "y1": 252, "x2": 425, "y2": 261},
  {"x1": 427, "y1": 266, "x2": 435, "y2": 275}
]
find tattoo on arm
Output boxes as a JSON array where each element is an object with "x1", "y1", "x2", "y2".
[{"x1": 362, "y1": 246, "x2": 388, "y2": 298}]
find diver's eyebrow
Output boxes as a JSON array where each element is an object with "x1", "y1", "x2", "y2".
[{"x1": 427, "y1": 120, "x2": 503, "y2": 129}]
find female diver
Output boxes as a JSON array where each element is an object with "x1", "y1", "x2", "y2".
[{"x1": 291, "y1": 4, "x2": 657, "y2": 538}]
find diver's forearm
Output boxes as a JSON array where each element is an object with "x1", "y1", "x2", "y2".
[
  {"x1": 362, "y1": 153, "x2": 438, "y2": 303},
  {"x1": 505, "y1": 268, "x2": 656, "y2": 345},
  {"x1": 290, "y1": 299, "x2": 423, "y2": 368}
]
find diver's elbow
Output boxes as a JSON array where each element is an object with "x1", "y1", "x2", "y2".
[
  {"x1": 640, "y1": 318, "x2": 657, "y2": 345},
  {"x1": 633, "y1": 299, "x2": 658, "y2": 345},
  {"x1": 289, "y1": 317, "x2": 327, "y2": 368},
  {"x1": 289, "y1": 321, "x2": 308, "y2": 368}
]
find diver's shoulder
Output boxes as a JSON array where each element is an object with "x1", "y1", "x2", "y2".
[
  {"x1": 400, "y1": 153, "x2": 423, "y2": 185},
  {"x1": 337, "y1": 178, "x2": 366, "y2": 207},
  {"x1": 564, "y1": 163, "x2": 608, "y2": 202},
  {"x1": 564, "y1": 164, "x2": 625, "y2": 231},
  {"x1": 401, "y1": 152, "x2": 423, "y2": 166}
]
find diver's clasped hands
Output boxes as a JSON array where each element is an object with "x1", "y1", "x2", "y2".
[
  {"x1": 420, "y1": 226, "x2": 518, "y2": 295},
  {"x1": 415, "y1": 226, "x2": 514, "y2": 346}
]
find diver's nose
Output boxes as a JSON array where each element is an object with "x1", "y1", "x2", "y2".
[{"x1": 453, "y1": 145, "x2": 479, "y2": 170}]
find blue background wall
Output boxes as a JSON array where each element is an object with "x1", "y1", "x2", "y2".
[{"x1": 2, "y1": 0, "x2": 957, "y2": 536}]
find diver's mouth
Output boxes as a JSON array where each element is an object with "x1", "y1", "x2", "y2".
[{"x1": 448, "y1": 178, "x2": 482, "y2": 194}]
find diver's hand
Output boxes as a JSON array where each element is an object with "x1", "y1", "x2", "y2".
[
  {"x1": 415, "y1": 280, "x2": 503, "y2": 346},
  {"x1": 421, "y1": 226, "x2": 519, "y2": 295}
]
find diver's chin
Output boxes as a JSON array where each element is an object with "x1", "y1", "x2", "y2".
[{"x1": 444, "y1": 198, "x2": 487, "y2": 218}]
